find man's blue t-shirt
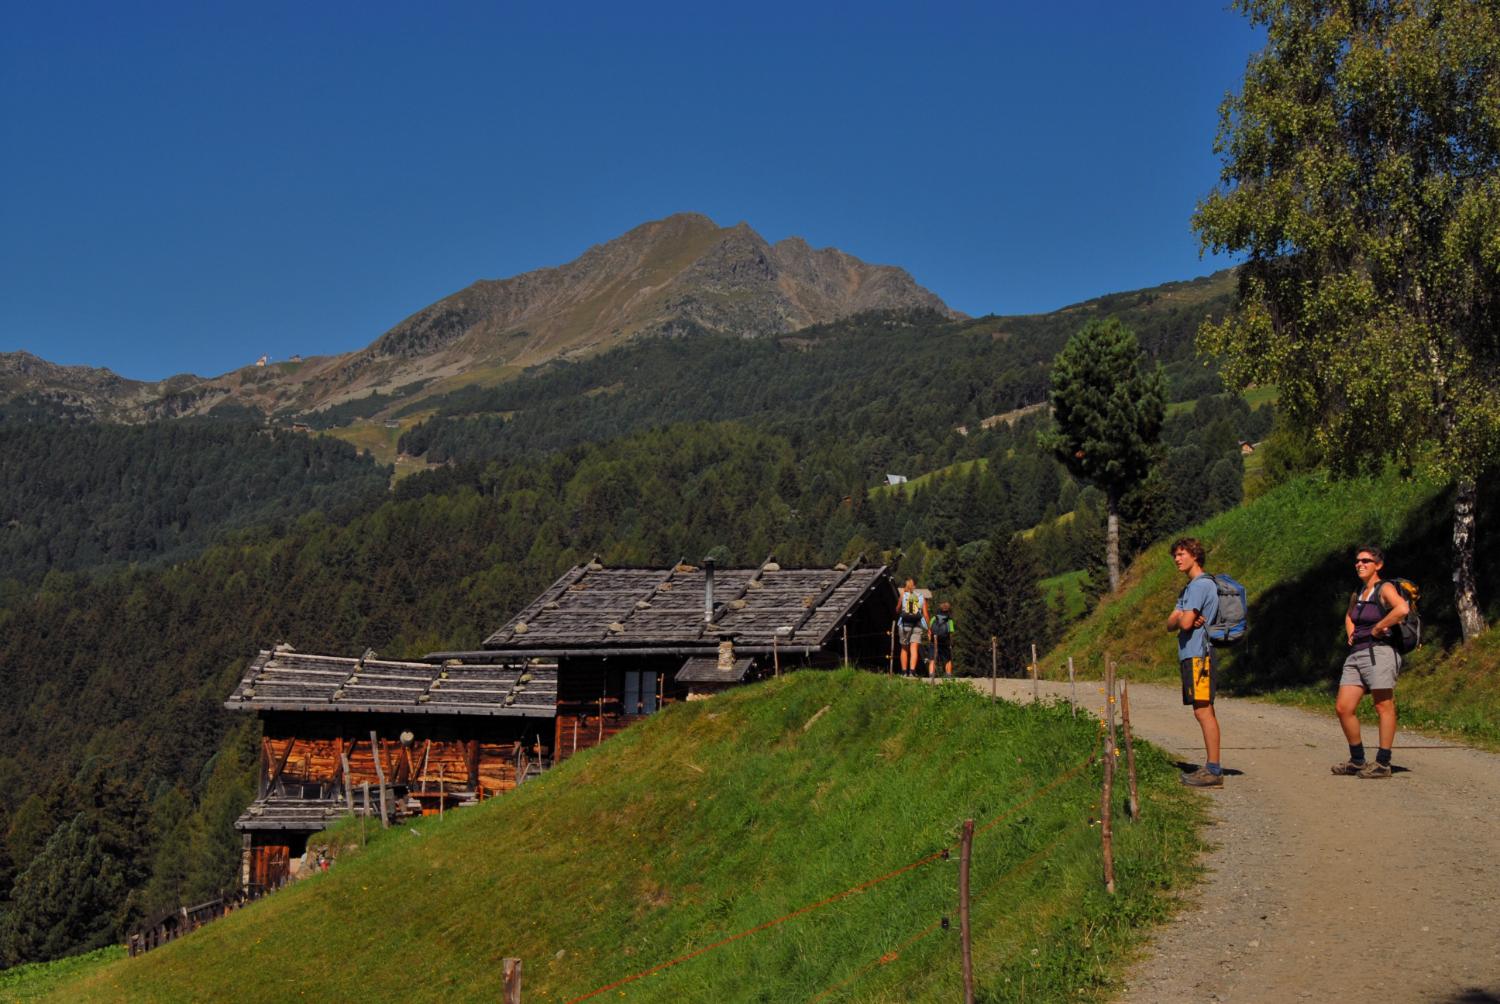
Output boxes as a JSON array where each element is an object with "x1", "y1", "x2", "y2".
[{"x1": 1175, "y1": 574, "x2": 1219, "y2": 660}]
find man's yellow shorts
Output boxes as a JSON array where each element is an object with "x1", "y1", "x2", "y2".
[{"x1": 1179, "y1": 650, "x2": 1217, "y2": 706}]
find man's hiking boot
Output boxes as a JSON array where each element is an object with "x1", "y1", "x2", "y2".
[
  {"x1": 1180, "y1": 767, "x2": 1223, "y2": 788},
  {"x1": 1331, "y1": 760, "x2": 1364, "y2": 775},
  {"x1": 1357, "y1": 761, "x2": 1392, "y2": 779}
]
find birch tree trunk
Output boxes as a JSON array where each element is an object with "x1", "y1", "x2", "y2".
[
  {"x1": 1453, "y1": 477, "x2": 1486, "y2": 642},
  {"x1": 1105, "y1": 492, "x2": 1121, "y2": 594}
]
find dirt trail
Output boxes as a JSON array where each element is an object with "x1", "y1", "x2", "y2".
[{"x1": 967, "y1": 677, "x2": 1500, "y2": 1003}]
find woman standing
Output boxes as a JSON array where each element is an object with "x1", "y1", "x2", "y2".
[{"x1": 1332, "y1": 546, "x2": 1409, "y2": 779}]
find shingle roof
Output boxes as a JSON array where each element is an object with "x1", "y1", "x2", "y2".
[
  {"x1": 235, "y1": 796, "x2": 352, "y2": 832},
  {"x1": 224, "y1": 649, "x2": 557, "y2": 717},
  {"x1": 674, "y1": 656, "x2": 755, "y2": 684},
  {"x1": 481, "y1": 561, "x2": 890, "y2": 653}
]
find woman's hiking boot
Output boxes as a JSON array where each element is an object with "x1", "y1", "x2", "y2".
[
  {"x1": 1357, "y1": 761, "x2": 1392, "y2": 779},
  {"x1": 1330, "y1": 760, "x2": 1364, "y2": 775}
]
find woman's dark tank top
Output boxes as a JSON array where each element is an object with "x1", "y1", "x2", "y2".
[{"x1": 1350, "y1": 582, "x2": 1385, "y2": 650}]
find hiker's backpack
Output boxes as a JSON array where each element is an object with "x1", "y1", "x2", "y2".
[
  {"x1": 1369, "y1": 577, "x2": 1422, "y2": 654},
  {"x1": 931, "y1": 613, "x2": 953, "y2": 638},
  {"x1": 899, "y1": 590, "x2": 923, "y2": 625},
  {"x1": 1206, "y1": 573, "x2": 1249, "y2": 646}
]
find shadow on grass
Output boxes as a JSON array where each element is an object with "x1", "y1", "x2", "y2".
[{"x1": 1222, "y1": 476, "x2": 1500, "y2": 697}]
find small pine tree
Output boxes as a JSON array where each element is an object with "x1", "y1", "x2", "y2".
[
  {"x1": 956, "y1": 533, "x2": 1049, "y2": 677},
  {"x1": 1046, "y1": 318, "x2": 1165, "y2": 593}
]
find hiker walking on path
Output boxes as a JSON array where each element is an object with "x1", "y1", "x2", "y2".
[
  {"x1": 1332, "y1": 546, "x2": 1409, "y2": 779},
  {"x1": 1165, "y1": 537, "x2": 1223, "y2": 788},
  {"x1": 896, "y1": 578, "x2": 929, "y2": 678},
  {"x1": 928, "y1": 601, "x2": 955, "y2": 677}
]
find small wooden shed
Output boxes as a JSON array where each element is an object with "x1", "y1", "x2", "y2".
[{"x1": 224, "y1": 648, "x2": 556, "y2": 890}]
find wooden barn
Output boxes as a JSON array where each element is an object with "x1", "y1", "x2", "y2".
[
  {"x1": 224, "y1": 648, "x2": 556, "y2": 890},
  {"x1": 432, "y1": 558, "x2": 897, "y2": 764}
]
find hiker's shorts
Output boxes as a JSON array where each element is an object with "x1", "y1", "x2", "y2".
[
  {"x1": 1340, "y1": 644, "x2": 1401, "y2": 691},
  {"x1": 933, "y1": 636, "x2": 952, "y2": 664},
  {"x1": 898, "y1": 622, "x2": 925, "y2": 645},
  {"x1": 1179, "y1": 650, "x2": 1217, "y2": 706}
]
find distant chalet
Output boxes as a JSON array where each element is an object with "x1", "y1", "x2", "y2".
[{"x1": 225, "y1": 558, "x2": 896, "y2": 890}]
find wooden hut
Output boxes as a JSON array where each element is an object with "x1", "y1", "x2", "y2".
[
  {"x1": 224, "y1": 647, "x2": 556, "y2": 890},
  {"x1": 432, "y1": 558, "x2": 896, "y2": 764}
]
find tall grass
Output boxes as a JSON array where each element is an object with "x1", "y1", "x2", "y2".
[{"x1": 39, "y1": 672, "x2": 1201, "y2": 1003}]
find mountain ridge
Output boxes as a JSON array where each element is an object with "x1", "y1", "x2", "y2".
[{"x1": 2, "y1": 213, "x2": 958, "y2": 423}]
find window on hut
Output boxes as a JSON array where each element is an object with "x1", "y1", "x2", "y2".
[{"x1": 623, "y1": 671, "x2": 660, "y2": 715}]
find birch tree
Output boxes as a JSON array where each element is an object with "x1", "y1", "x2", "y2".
[{"x1": 1194, "y1": 0, "x2": 1500, "y2": 640}]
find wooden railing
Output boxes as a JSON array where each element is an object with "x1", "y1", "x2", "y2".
[{"x1": 127, "y1": 886, "x2": 270, "y2": 957}]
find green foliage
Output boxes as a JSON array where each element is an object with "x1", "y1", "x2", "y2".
[
  {"x1": 0, "y1": 946, "x2": 124, "y2": 1000},
  {"x1": 1047, "y1": 319, "x2": 1166, "y2": 503},
  {"x1": 1046, "y1": 319, "x2": 1167, "y2": 592},
  {"x1": 1196, "y1": 1, "x2": 1500, "y2": 477},
  {"x1": 1193, "y1": 0, "x2": 1500, "y2": 636},
  {"x1": 0, "y1": 422, "x2": 389, "y2": 587},
  {"x1": 0, "y1": 818, "x2": 128, "y2": 965},
  {"x1": 957, "y1": 534, "x2": 1049, "y2": 676},
  {"x1": 41, "y1": 672, "x2": 1204, "y2": 1002}
]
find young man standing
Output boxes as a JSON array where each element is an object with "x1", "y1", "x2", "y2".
[{"x1": 1166, "y1": 538, "x2": 1222, "y2": 788}]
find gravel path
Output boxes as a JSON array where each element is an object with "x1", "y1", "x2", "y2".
[{"x1": 965, "y1": 677, "x2": 1500, "y2": 1003}]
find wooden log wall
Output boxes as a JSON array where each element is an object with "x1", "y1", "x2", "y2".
[
  {"x1": 263, "y1": 735, "x2": 528, "y2": 794},
  {"x1": 258, "y1": 713, "x2": 545, "y2": 797}
]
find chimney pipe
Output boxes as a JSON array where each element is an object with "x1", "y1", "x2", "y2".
[{"x1": 703, "y1": 557, "x2": 716, "y2": 623}]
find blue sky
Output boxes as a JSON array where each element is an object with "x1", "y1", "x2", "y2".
[{"x1": 1, "y1": 2, "x2": 1262, "y2": 381}]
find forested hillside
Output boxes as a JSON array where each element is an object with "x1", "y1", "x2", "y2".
[
  {"x1": 0, "y1": 269, "x2": 1275, "y2": 966},
  {"x1": 397, "y1": 272, "x2": 1236, "y2": 474},
  {"x1": 0, "y1": 423, "x2": 389, "y2": 590}
]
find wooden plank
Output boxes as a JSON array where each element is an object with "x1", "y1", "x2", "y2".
[
  {"x1": 267, "y1": 737, "x2": 297, "y2": 793},
  {"x1": 369, "y1": 731, "x2": 390, "y2": 828}
]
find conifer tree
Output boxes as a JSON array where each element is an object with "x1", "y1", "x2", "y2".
[
  {"x1": 1046, "y1": 319, "x2": 1166, "y2": 592},
  {"x1": 956, "y1": 533, "x2": 1049, "y2": 677}
]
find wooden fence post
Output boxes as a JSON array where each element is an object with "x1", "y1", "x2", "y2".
[
  {"x1": 887, "y1": 621, "x2": 896, "y2": 676},
  {"x1": 989, "y1": 636, "x2": 997, "y2": 700},
  {"x1": 1122, "y1": 678, "x2": 1140, "y2": 822},
  {"x1": 502, "y1": 957, "x2": 523, "y2": 1004},
  {"x1": 1031, "y1": 642, "x2": 1039, "y2": 702},
  {"x1": 1068, "y1": 656, "x2": 1076, "y2": 717},
  {"x1": 360, "y1": 782, "x2": 370, "y2": 846},
  {"x1": 843, "y1": 624, "x2": 849, "y2": 666},
  {"x1": 959, "y1": 819, "x2": 975, "y2": 1004},
  {"x1": 1101, "y1": 659, "x2": 1117, "y2": 894}
]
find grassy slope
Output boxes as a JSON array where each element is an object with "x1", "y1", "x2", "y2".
[
  {"x1": 867, "y1": 458, "x2": 989, "y2": 497},
  {"x1": 1044, "y1": 468, "x2": 1500, "y2": 748},
  {"x1": 0, "y1": 947, "x2": 124, "y2": 1001},
  {"x1": 1041, "y1": 569, "x2": 1090, "y2": 622},
  {"x1": 41, "y1": 672, "x2": 1201, "y2": 1003}
]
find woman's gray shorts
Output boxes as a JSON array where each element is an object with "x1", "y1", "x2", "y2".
[
  {"x1": 1340, "y1": 644, "x2": 1401, "y2": 690},
  {"x1": 898, "y1": 623, "x2": 925, "y2": 645}
]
